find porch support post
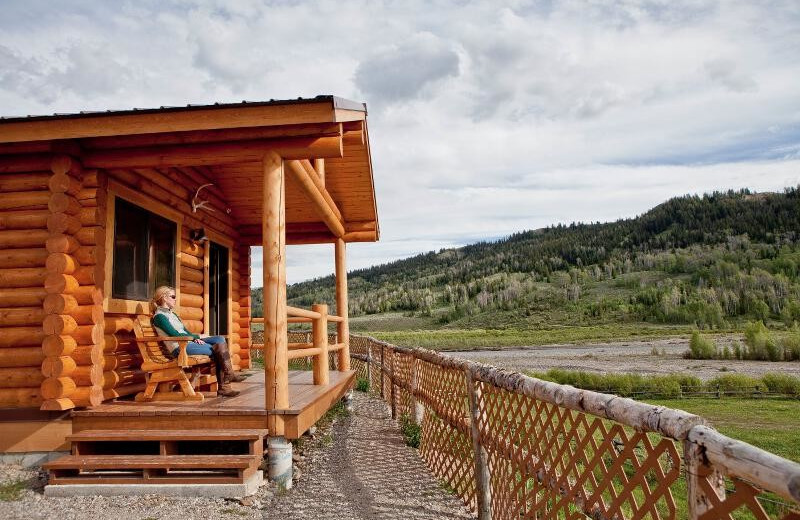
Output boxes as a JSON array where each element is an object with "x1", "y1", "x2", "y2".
[
  {"x1": 334, "y1": 238, "x2": 350, "y2": 371},
  {"x1": 263, "y1": 151, "x2": 288, "y2": 435}
]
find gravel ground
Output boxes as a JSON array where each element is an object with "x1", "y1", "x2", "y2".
[
  {"x1": 451, "y1": 336, "x2": 800, "y2": 381},
  {"x1": 0, "y1": 392, "x2": 473, "y2": 520}
]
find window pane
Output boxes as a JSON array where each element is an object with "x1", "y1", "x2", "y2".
[{"x1": 112, "y1": 198, "x2": 176, "y2": 301}]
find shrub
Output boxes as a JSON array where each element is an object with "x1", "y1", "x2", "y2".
[
  {"x1": 706, "y1": 374, "x2": 767, "y2": 394},
  {"x1": 399, "y1": 414, "x2": 421, "y2": 448},
  {"x1": 687, "y1": 330, "x2": 717, "y2": 359},
  {"x1": 355, "y1": 378, "x2": 370, "y2": 392},
  {"x1": 761, "y1": 373, "x2": 800, "y2": 396},
  {"x1": 778, "y1": 327, "x2": 800, "y2": 361},
  {"x1": 744, "y1": 321, "x2": 779, "y2": 361}
]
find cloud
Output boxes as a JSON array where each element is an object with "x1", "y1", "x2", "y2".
[
  {"x1": 704, "y1": 58, "x2": 758, "y2": 93},
  {"x1": 354, "y1": 32, "x2": 460, "y2": 106}
]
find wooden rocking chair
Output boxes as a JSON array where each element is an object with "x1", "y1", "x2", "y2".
[{"x1": 132, "y1": 315, "x2": 218, "y2": 402}]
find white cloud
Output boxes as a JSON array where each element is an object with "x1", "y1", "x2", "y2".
[{"x1": 1, "y1": 0, "x2": 798, "y2": 286}]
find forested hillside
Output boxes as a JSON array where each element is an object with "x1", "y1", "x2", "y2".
[{"x1": 252, "y1": 188, "x2": 800, "y2": 330}]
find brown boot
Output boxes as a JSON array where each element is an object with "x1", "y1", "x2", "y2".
[{"x1": 212, "y1": 342, "x2": 241, "y2": 397}]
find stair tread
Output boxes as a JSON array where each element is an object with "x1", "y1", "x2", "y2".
[
  {"x1": 44, "y1": 454, "x2": 256, "y2": 470},
  {"x1": 68, "y1": 429, "x2": 268, "y2": 442}
]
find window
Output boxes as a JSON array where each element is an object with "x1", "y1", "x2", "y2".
[{"x1": 112, "y1": 198, "x2": 176, "y2": 301}]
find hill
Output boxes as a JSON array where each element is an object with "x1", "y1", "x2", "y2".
[{"x1": 252, "y1": 188, "x2": 800, "y2": 331}]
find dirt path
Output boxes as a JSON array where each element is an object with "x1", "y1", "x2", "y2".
[
  {"x1": 451, "y1": 337, "x2": 800, "y2": 381},
  {"x1": 269, "y1": 391, "x2": 473, "y2": 519}
]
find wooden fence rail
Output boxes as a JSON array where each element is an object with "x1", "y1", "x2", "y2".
[{"x1": 347, "y1": 335, "x2": 800, "y2": 520}]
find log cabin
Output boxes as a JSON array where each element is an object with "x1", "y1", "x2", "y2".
[{"x1": 0, "y1": 96, "x2": 377, "y2": 492}]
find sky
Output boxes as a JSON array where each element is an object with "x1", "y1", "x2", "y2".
[{"x1": 1, "y1": 1, "x2": 799, "y2": 285}]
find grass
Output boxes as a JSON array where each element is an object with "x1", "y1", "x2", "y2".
[
  {"x1": 0, "y1": 478, "x2": 27, "y2": 502},
  {"x1": 366, "y1": 324, "x2": 702, "y2": 350},
  {"x1": 644, "y1": 397, "x2": 800, "y2": 463},
  {"x1": 399, "y1": 414, "x2": 421, "y2": 448}
]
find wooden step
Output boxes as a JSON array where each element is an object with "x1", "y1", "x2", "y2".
[
  {"x1": 45, "y1": 454, "x2": 254, "y2": 471},
  {"x1": 68, "y1": 429, "x2": 268, "y2": 442}
]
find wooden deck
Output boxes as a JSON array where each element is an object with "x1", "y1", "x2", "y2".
[{"x1": 72, "y1": 370, "x2": 355, "y2": 440}]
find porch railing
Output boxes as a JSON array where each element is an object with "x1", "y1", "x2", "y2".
[{"x1": 348, "y1": 335, "x2": 800, "y2": 520}]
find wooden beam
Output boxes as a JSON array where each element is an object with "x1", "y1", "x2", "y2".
[
  {"x1": 240, "y1": 229, "x2": 378, "y2": 246},
  {"x1": 313, "y1": 158, "x2": 325, "y2": 187},
  {"x1": 82, "y1": 123, "x2": 342, "y2": 150},
  {"x1": 82, "y1": 136, "x2": 343, "y2": 169},
  {"x1": 335, "y1": 238, "x2": 350, "y2": 371},
  {"x1": 284, "y1": 160, "x2": 344, "y2": 237},
  {"x1": 263, "y1": 152, "x2": 288, "y2": 435},
  {"x1": 0, "y1": 101, "x2": 340, "y2": 144}
]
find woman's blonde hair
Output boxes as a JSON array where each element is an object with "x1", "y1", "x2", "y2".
[{"x1": 152, "y1": 286, "x2": 175, "y2": 309}]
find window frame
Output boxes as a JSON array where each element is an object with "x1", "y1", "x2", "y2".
[{"x1": 104, "y1": 180, "x2": 184, "y2": 314}]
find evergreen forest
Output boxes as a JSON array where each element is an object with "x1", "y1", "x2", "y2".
[{"x1": 252, "y1": 188, "x2": 800, "y2": 332}]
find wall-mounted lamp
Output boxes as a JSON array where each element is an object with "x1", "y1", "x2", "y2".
[{"x1": 189, "y1": 228, "x2": 209, "y2": 243}]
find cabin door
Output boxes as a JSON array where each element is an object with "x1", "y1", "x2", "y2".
[{"x1": 208, "y1": 241, "x2": 229, "y2": 336}]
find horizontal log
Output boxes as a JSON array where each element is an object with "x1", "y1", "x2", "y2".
[
  {"x1": 0, "y1": 191, "x2": 50, "y2": 211},
  {"x1": 0, "y1": 326, "x2": 45, "y2": 348},
  {"x1": 69, "y1": 385, "x2": 103, "y2": 407},
  {"x1": 0, "y1": 154, "x2": 53, "y2": 173},
  {"x1": 0, "y1": 172, "x2": 50, "y2": 192},
  {"x1": 0, "y1": 229, "x2": 50, "y2": 249},
  {"x1": 0, "y1": 247, "x2": 48, "y2": 269},
  {"x1": 40, "y1": 376, "x2": 76, "y2": 399},
  {"x1": 43, "y1": 294, "x2": 78, "y2": 315},
  {"x1": 73, "y1": 324, "x2": 104, "y2": 345},
  {"x1": 0, "y1": 209, "x2": 48, "y2": 230},
  {"x1": 103, "y1": 335, "x2": 137, "y2": 354},
  {"x1": 41, "y1": 335, "x2": 77, "y2": 357},
  {"x1": 231, "y1": 354, "x2": 240, "y2": 367},
  {"x1": 41, "y1": 356, "x2": 77, "y2": 378},
  {"x1": 73, "y1": 344, "x2": 103, "y2": 365},
  {"x1": 76, "y1": 187, "x2": 98, "y2": 203},
  {"x1": 180, "y1": 293, "x2": 204, "y2": 309},
  {"x1": 73, "y1": 264, "x2": 104, "y2": 285},
  {"x1": 0, "y1": 387, "x2": 42, "y2": 407},
  {"x1": 75, "y1": 226, "x2": 104, "y2": 246},
  {"x1": 70, "y1": 304, "x2": 104, "y2": 325},
  {"x1": 180, "y1": 253, "x2": 203, "y2": 269},
  {"x1": 50, "y1": 155, "x2": 82, "y2": 177},
  {"x1": 46, "y1": 212, "x2": 81, "y2": 235},
  {"x1": 45, "y1": 253, "x2": 76, "y2": 274},
  {"x1": 184, "y1": 319, "x2": 203, "y2": 334},
  {"x1": 0, "y1": 306, "x2": 45, "y2": 327},
  {"x1": 102, "y1": 368, "x2": 145, "y2": 389},
  {"x1": 72, "y1": 285, "x2": 103, "y2": 305},
  {"x1": 180, "y1": 240, "x2": 204, "y2": 258},
  {"x1": 104, "y1": 317, "x2": 134, "y2": 334},
  {"x1": 40, "y1": 398, "x2": 75, "y2": 411},
  {"x1": 0, "y1": 346, "x2": 46, "y2": 367},
  {"x1": 46, "y1": 234, "x2": 80, "y2": 254},
  {"x1": 82, "y1": 135, "x2": 343, "y2": 169},
  {"x1": 43, "y1": 314, "x2": 78, "y2": 335},
  {"x1": 0, "y1": 267, "x2": 48, "y2": 288},
  {"x1": 78, "y1": 206, "x2": 104, "y2": 227},
  {"x1": 102, "y1": 352, "x2": 140, "y2": 371},
  {"x1": 180, "y1": 265, "x2": 204, "y2": 283},
  {"x1": 48, "y1": 192, "x2": 80, "y2": 215},
  {"x1": 0, "y1": 367, "x2": 45, "y2": 388},
  {"x1": 72, "y1": 364, "x2": 103, "y2": 386},
  {"x1": 48, "y1": 172, "x2": 81, "y2": 195},
  {"x1": 81, "y1": 169, "x2": 101, "y2": 188},
  {"x1": 75, "y1": 245, "x2": 104, "y2": 266},
  {"x1": 179, "y1": 307, "x2": 203, "y2": 321},
  {"x1": 180, "y1": 280, "x2": 203, "y2": 295},
  {"x1": 103, "y1": 382, "x2": 146, "y2": 401},
  {"x1": 44, "y1": 273, "x2": 79, "y2": 294}
]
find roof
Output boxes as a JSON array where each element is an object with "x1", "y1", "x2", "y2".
[{"x1": 0, "y1": 95, "x2": 378, "y2": 245}]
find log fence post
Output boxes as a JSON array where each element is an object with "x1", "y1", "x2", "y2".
[
  {"x1": 683, "y1": 436, "x2": 725, "y2": 519},
  {"x1": 466, "y1": 368, "x2": 491, "y2": 520},
  {"x1": 365, "y1": 340, "x2": 372, "y2": 392},
  {"x1": 380, "y1": 344, "x2": 385, "y2": 400},
  {"x1": 311, "y1": 303, "x2": 329, "y2": 385},
  {"x1": 389, "y1": 346, "x2": 397, "y2": 420},
  {"x1": 411, "y1": 355, "x2": 424, "y2": 426}
]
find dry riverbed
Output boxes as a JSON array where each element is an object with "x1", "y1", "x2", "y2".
[{"x1": 451, "y1": 336, "x2": 800, "y2": 381}]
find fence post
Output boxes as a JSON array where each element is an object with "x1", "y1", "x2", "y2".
[
  {"x1": 365, "y1": 340, "x2": 372, "y2": 392},
  {"x1": 411, "y1": 356, "x2": 424, "y2": 425},
  {"x1": 380, "y1": 345, "x2": 385, "y2": 400},
  {"x1": 684, "y1": 437, "x2": 725, "y2": 519},
  {"x1": 389, "y1": 347, "x2": 397, "y2": 420},
  {"x1": 466, "y1": 369, "x2": 491, "y2": 520},
  {"x1": 311, "y1": 304, "x2": 329, "y2": 385}
]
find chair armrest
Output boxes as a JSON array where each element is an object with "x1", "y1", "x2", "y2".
[{"x1": 133, "y1": 335, "x2": 196, "y2": 367}]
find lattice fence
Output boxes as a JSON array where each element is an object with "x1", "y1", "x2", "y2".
[{"x1": 351, "y1": 335, "x2": 800, "y2": 520}]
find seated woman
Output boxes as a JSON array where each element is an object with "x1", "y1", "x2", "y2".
[{"x1": 151, "y1": 285, "x2": 244, "y2": 397}]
